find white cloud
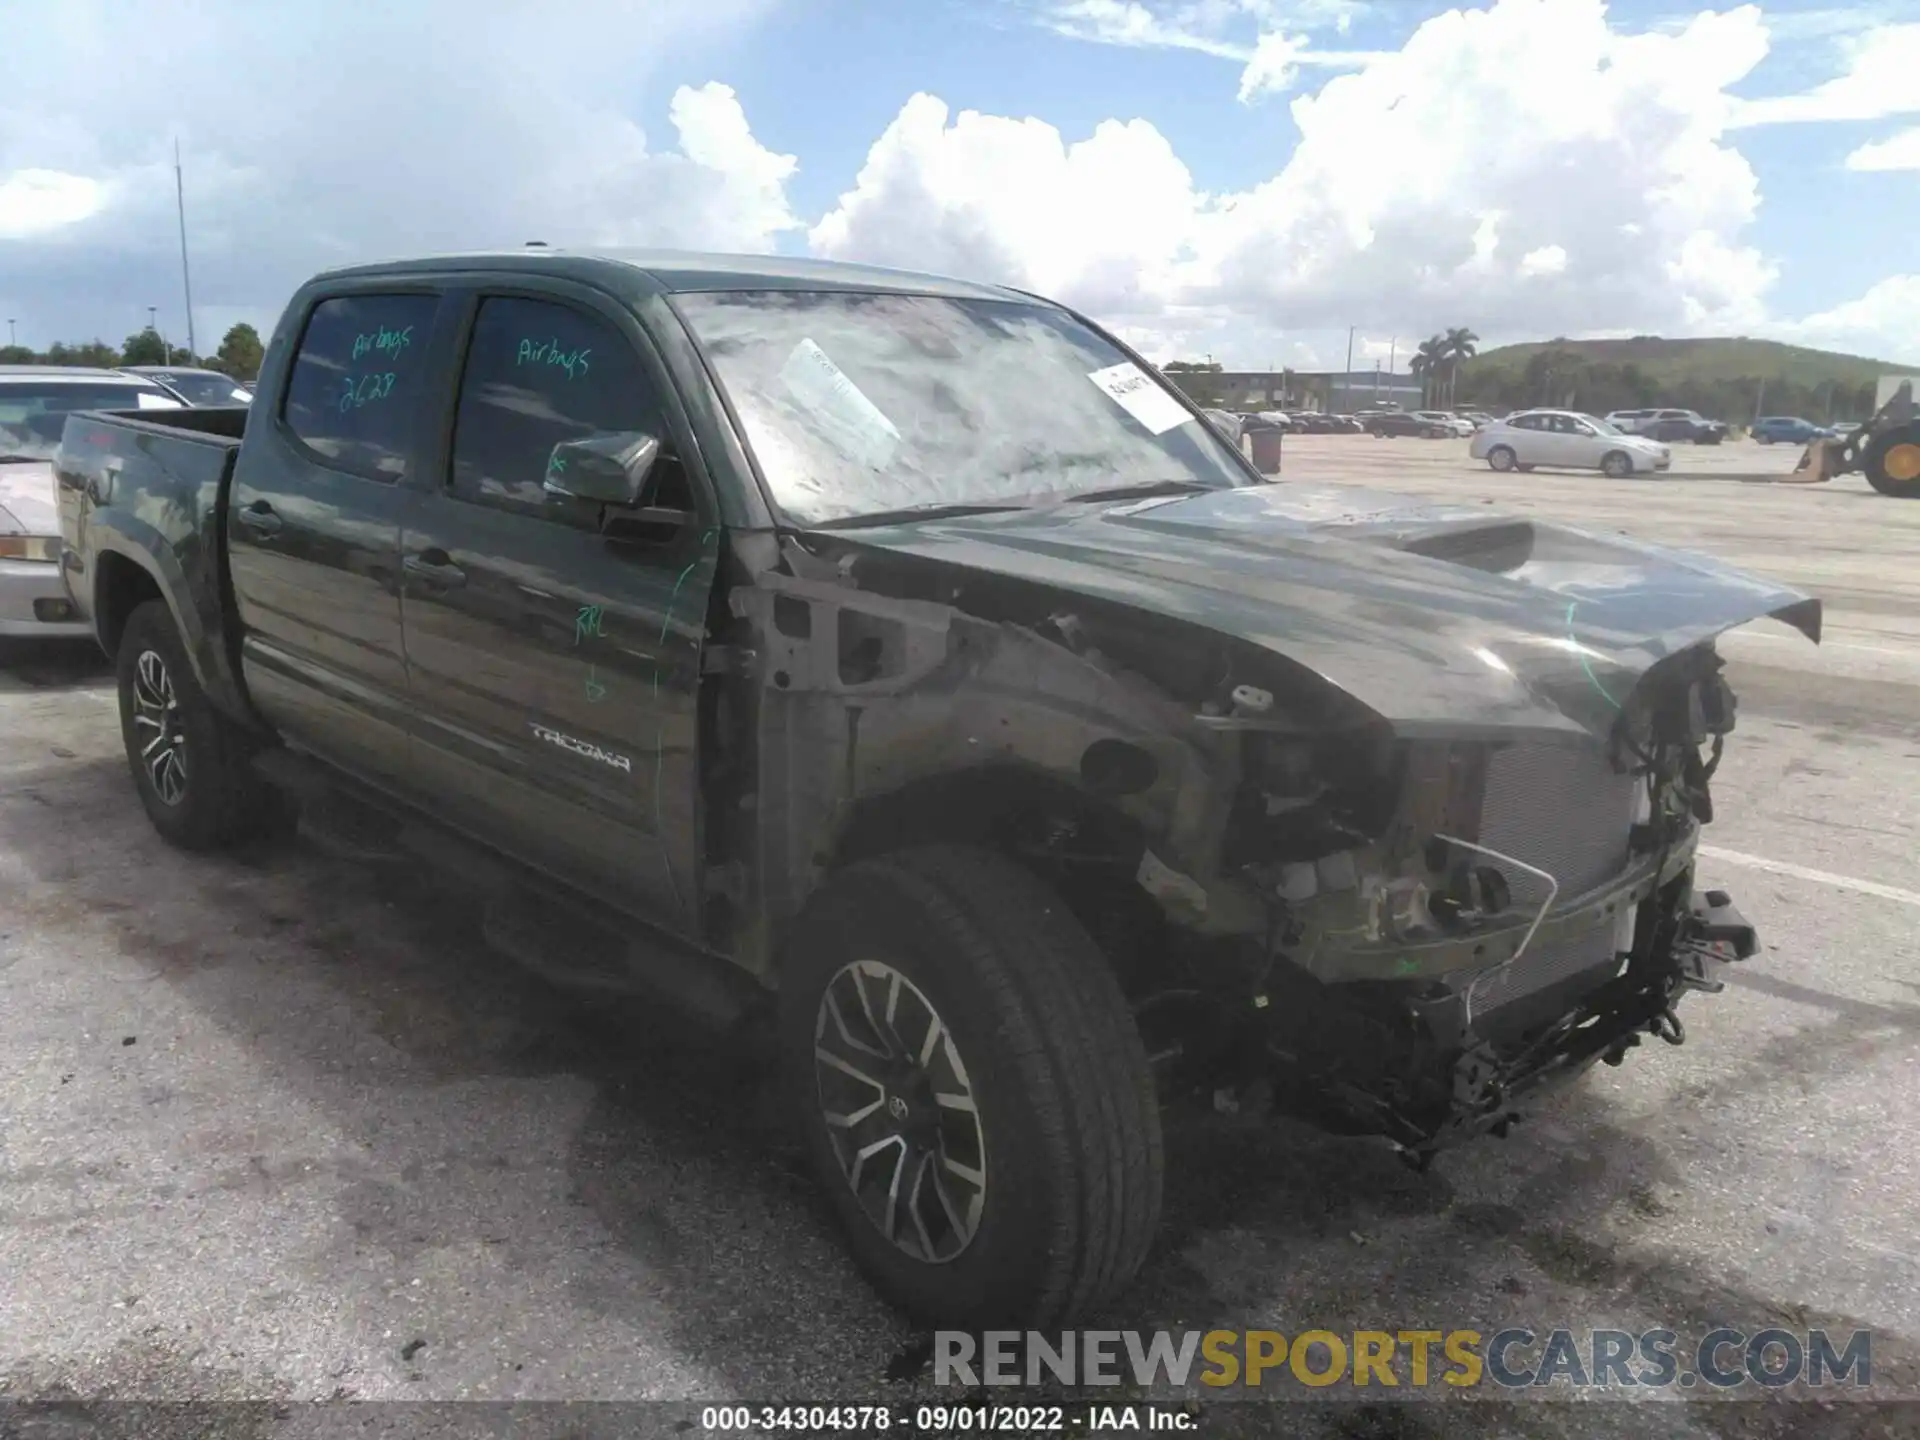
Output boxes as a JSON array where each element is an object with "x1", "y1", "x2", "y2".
[
  {"x1": 0, "y1": 169, "x2": 106, "y2": 239},
  {"x1": 1041, "y1": 0, "x2": 1250, "y2": 58},
  {"x1": 1730, "y1": 22, "x2": 1920, "y2": 126},
  {"x1": 1846, "y1": 126, "x2": 1920, "y2": 171},
  {"x1": 809, "y1": 95, "x2": 1201, "y2": 320},
  {"x1": 1773, "y1": 274, "x2": 1920, "y2": 360},
  {"x1": 0, "y1": 0, "x2": 785, "y2": 345},
  {"x1": 821, "y1": 0, "x2": 1782, "y2": 356},
  {"x1": 1518, "y1": 244, "x2": 1567, "y2": 278},
  {"x1": 1038, "y1": 0, "x2": 1386, "y2": 90},
  {"x1": 1238, "y1": 33, "x2": 1311, "y2": 101}
]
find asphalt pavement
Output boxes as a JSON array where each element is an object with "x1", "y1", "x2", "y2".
[{"x1": 2, "y1": 434, "x2": 1916, "y2": 1438}]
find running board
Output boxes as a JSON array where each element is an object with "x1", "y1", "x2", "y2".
[{"x1": 248, "y1": 746, "x2": 761, "y2": 1031}]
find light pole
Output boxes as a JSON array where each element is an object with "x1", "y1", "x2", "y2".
[{"x1": 175, "y1": 139, "x2": 197, "y2": 358}]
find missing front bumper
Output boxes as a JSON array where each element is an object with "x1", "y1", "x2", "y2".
[{"x1": 1406, "y1": 887, "x2": 1757, "y2": 1158}]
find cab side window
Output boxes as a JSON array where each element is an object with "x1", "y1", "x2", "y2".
[
  {"x1": 449, "y1": 296, "x2": 689, "y2": 528},
  {"x1": 282, "y1": 293, "x2": 438, "y2": 482}
]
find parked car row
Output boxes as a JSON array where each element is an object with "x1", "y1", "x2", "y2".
[{"x1": 1600, "y1": 408, "x2": 1726, "y2": 445}]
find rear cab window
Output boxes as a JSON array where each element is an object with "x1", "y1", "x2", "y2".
[{"x1": 281, "y1": 293, "x2": 439, "y2": 482}]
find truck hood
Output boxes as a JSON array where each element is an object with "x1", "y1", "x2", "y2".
[
  {"x1": 0, "y1": 460, "x2": 57, "y2": 536},
  {"x1": 822, "y1": 483, "x2": 1821, "y2": 743}
]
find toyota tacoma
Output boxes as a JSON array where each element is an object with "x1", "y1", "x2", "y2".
[{"x1": 55, "y1": 249, "x2": 1819, "y2": 1329}]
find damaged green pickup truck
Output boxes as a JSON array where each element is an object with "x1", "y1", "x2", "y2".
[{"x1": 55, "y1": 249, "x2": 1819, "y2": 1328}]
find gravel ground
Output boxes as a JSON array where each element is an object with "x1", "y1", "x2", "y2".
[{"x1": 2, "y1": 433, "x2": 1916, "y2": 1438}]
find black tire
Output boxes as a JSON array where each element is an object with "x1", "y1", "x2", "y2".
[
  {"x1": 1516, "y1": 463, "x2": 1536, "y2": 472},
  {"x1": 116, "y1": 599, "x2": 277, "y2": 850},
  {"x1": 1755, "y1": 434, "x2": 1773, "y2": 444},
  {"x1": 1368, "y1": 425, "x2": 1387, "y2": 438},
  {"x1": 1863, "y1": 427, "x2": 1920, "y2": 498},
  {"x1": 1601, "y1": 450, "x2": 1634, "y2": 479},
  {"x1": 1697, "y1": 431, "x2": 1722, "y2": 446},
  {"x1": 778, "y1": 844, "x2": 1163, "y2": 1329},
  {"x1": 1486, "y1": 445, "x2": 1517, "y2": 472}
]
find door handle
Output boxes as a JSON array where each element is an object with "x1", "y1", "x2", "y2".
[
  {"x1": 404, "y1": 550, "x2": 467, "y2": 588},
  {"x1": 235, "y1": 500, "x2": 283, "y2": 537}
]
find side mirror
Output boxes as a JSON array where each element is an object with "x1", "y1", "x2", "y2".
[{"x1": 543, "y1": 430, "x2": 662, "y2": 507}]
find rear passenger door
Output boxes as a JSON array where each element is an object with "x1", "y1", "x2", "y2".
[
  {"x1": 398, "y1": 287, "x2": 717, "y2": 931},
  {"x1": 1506, "y1": 413, "x2": 1549, "y2": 464},
  {"x1": 229, "y1": 289, "x2": 442, "y2": 788}
]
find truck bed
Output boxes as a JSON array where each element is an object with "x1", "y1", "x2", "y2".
[{"x1": 55, "y1": 405, "x2": 252, "y2": 715}]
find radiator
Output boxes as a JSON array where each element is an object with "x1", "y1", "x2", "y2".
[{"x1": 1468, "y1": 741, "x2": 1640, "y2": 1011}]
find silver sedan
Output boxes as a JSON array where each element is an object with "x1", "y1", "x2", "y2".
[{"x1": 2, "y1": 367, "x2": 185, "y2": 639}]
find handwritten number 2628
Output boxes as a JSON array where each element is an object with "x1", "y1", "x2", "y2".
[{"x1": 338, "y1": 372, "x2": 397, "y2": 413}]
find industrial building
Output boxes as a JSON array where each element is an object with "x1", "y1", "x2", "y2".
[{"x1": 1184, "y1": 368, "x2": 1426, "y2": 413}]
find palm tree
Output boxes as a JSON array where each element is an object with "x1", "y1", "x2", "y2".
[
  {"x1": 1412, "y1": 334, "x2": 1447, "y2": 407},
  {"x1": 1441, "y1": 327, "x2": 1479, "y2": 409}
]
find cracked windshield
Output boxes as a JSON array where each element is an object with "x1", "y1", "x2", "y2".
[{"x1": 675, "y1": 289, "x2": 1251, "y2": 526}]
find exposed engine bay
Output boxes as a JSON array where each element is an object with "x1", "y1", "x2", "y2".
[{"x1": 1030, "y1": 641, "x2": 1757, "y2": 1160}]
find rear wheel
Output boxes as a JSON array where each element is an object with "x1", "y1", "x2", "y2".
[
  {"x1": 1601, "y1": 450, "x2": 1634, "y2": 479},
  {"x1": 778, "y1": 845, "x2": 1162, "y2": 1328},
  {"x1": 1486, "y1": 445, "x2": 1517, "y2": 472},
  {"x1": 116, "y1": 600, "x2": 277, "y2": 850},
  {"x1": 1864, "y1": 427, "x2": 1920, "y2": 498}
]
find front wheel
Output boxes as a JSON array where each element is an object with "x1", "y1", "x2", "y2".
[
  {"x1": 1486, "y1": 445, "x2": 1518, "y2": 472},
  {"x1": 1601, "y1": 450, "x2": 1635, "y2": 479},
  {"x1": 778, "y1": 845, "x2": 1163, "y2": 1329},
  {"x1": 116, "y1": 599, "x2": 278, "y2": 850},
  {"x1": 1864, "y1": 428, "x2": 1920, "y2": 498}
]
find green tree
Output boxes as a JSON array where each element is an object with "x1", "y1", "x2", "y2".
[
  {"x1": 1163, "y1": 359, "x2": 1226, "y2": 407},
  {"x1": 0, "y1": 344, "x2": 34, "y2": 364},
  {"x1": 121, "y1": 327, "x2": 170, "y2": 365},
  {"x1": 1441, "y1": 326, "x2": 1479, "y2": 408},
  {"x1": 1411, "y1": 335, "x2": 1446, "y2": 407},
  {"x1": 1523, "y1": 343, "x2": 1584, "y2": 407},
  {"x1": 211, "y1": 323, "x2": 265, "y2": 380},
  {"x1": 46, "y1": 339, "x2": 122, "y2": 367}
]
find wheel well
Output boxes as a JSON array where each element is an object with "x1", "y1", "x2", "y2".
[
  {"x1": 93, "y1": 552, "x2": 164, "y2": 659},
  {"x1": 826, "y1": 767, "x2": 1169, "y2": 997}
]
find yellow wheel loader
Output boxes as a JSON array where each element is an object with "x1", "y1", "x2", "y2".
[{"x1": 1796, "y1": 377, "x2": 1920, "y2": 496}]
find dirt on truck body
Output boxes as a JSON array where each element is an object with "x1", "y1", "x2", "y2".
[{"x1": 55, "y1": 248, "x2": 1820, "y2": 1329}]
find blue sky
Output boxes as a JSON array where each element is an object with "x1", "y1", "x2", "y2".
[{"x1": 3, "y1": 0, "x2": 1918, "y2": 368}]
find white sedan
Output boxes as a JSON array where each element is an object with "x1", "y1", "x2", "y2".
[
  {"x1": 1469, "y1": 409, "x2": 1671, "y2": 477},
  {"x1": 1414, "y1": 410, "x2": 1476, "y2": 437}
]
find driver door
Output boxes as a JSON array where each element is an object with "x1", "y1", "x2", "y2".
[{"x1": 398, "y1": 287, "x2": 716, "y2": 930}]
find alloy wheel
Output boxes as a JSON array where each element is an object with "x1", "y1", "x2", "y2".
[
  {"x1": 813, "y1": 959, "x2": 987, "y2": 1264},
  {"x1": 131, "y1": 649, "x2": 188, "y2": 805}
]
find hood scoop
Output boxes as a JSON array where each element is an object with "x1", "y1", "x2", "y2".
[{"x1": 1392, "y1": 518, "x2": 1536, "y2": 575}]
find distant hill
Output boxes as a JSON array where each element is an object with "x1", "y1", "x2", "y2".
[{"x1": 1458, "y1": 336, "x2": 1901, "y2": 421}]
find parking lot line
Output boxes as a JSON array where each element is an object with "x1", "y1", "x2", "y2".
[
  {"x1": 1730, "y1": 629, "x2": 1916, "y2": 660},
  {"x1": 1698, "y1": 844, "x2": 1920, "y2": 908}
]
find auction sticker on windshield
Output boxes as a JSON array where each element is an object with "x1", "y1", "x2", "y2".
[
  {"x1": 1088, "y1": 361, "x2": 1191, "y2": 436},
  {"x1": 779, "y1": 338, "x2": 900, "y2": 470}
]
